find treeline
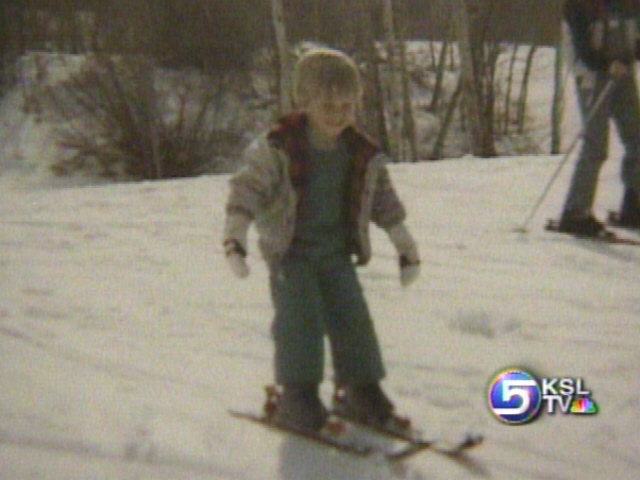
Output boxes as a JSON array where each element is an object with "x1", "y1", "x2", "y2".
[
  {"x1": 1, "y1": 0, "x2": 563, "y2": 71},
  {"x1": 0, "y1": 0, "x2": 566, "y2": 181},
  {"x1": 0, "y1": 0, "x2": 271, "y2": 75}
]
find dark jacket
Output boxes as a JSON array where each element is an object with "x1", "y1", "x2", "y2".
[{"x1": 564, "y1": 0, "x2": 640, "y2": 73}]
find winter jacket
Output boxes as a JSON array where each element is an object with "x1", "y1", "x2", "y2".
[
  {"x1": 563, "y1": 0, "x2": 640, "y2": 82},
  {"x1": 223, "y1": 113, "x2": 406, "y2": 266}
]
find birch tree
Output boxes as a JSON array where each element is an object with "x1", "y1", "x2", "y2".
[
  {"x1": 451, "y1": 0, "x2": 482, "y2": 155},
  {"x1": 353, "y1": 0, "x2": 390, "y2": 152},
  {"x1": 451, "y1": 0, "x2": 495, "y2": 157},
  {"x1": 381, "y1": 0, "x2": 417, "y2": 162},
  {"x1": 395, "y1": 0, "x2": 418, "y2": 162},
  {"x1": 551, "y1": 41, "x2": 564, "y2": 154},
  {"x1": 516, "y1": 45, "x2": 537, "y2": 134},
  {"x1": 271, "y1": 0, "x2": 292, "y2": 115},
  {"x1": 381, "y1": 0, "x2": 403, "y2": 159}
]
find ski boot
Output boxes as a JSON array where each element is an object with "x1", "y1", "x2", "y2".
[
  {"x1": 265, "y1": 384, "x2": 328, "y2": 433},
  {"x1": 557, "y1": 211, "x2": 608, "y2": 237},
  {"x1": 333, "y1": 383, "x2": 411, "y2": 430},
  {"x1": 616, "y1": 188, "x2": 640, "y2": 228}
]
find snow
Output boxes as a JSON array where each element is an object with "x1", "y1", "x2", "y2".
[
  {"x1": 2, "y1": 153, "x2": 639, "y2": 479},
  {"x1": 1, "y1": 48, "x2": 640, "y2": 479}
]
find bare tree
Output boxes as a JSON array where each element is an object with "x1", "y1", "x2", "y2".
[
  {"x1": 451, "y1": 0, "x2": 485, "y2": 156},
  {"x1": 516, "y1": 45, "x2": 537, "y2": 134},
  {"x1": 381, "y1": 0, "x2": 403, "y2": 159},
  {"x1": 551, "y1": 40, "x2": 564, "y2": 154},
  {"x1": 430, "y1": 77, "x2": 463, "y2": 160},
  {"x1": 503, "y1": 44, "x2": 519, "y2": 135},
  {"x1": 395, "y1": 0, "x2": 418, "y2": 162},
  {"x1": 381, "y1": 0, "x2": 417, "y2": 161},
  {"x1": 429, "y1": 40, "x2": 451, "y2": 112},
  {"x1": 352, "y1": 0, "x2": 389, "y2": 152},
  {"x1": 272, "y1": 0, "x2": 292, "y2": 115},
  {"x1": 451, "y1": 0, "x2": 497, "y2": 157}
]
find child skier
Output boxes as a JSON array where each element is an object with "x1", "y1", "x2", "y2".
[{"x1": 223, "y1": 48, "x2": 420, "y2": 432}]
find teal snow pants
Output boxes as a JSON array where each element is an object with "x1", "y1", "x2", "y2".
[{"x1": 269, "y1": 252, "x2": 386, "y2": 386}]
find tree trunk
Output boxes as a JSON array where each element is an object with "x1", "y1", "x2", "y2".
[
  {"x1": 430, "y1": 77, "x2": 463, "y2": 160},
  {"x1": 517, "y1": 45, "x2": 537, "y2": 134},
  {"x1": 395, "y1": 0, "x2": 418, "y2": 162},
  {"x1": 551, "y1": 42, "x2": 564, "y2": 154},
  {"x1": 353, "y1": 0, "x2": 389, "y2": 152},
  {"x1": 271, "y1": 0, "x2": 291, "y2": 115},
  {"x1": 503, "y1": 44, "x2": 519, "y2": 135},
  {"x1": 451, "y1": 0, "x2": 486, "y2": 156},
  {"x1": 381, "y1": 0, "x2": 417, "y2": 162},
  {"x1": 381, "y1": 0, "x2": 403, "y2": 160},
  {"x1": 429, "y1": 41, "x2": 450, "y2": 112}
]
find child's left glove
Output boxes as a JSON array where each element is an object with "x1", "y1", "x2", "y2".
[{"x1": 387, "y1": 223, "x2": 420, "y2": 287}]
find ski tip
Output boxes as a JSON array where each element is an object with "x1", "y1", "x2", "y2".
[
  {"x1": 387, "y1": 432, "x2": 484, "y2": 461},
  {"x1": 437, "y1": 431, "x2": 484, "y2": 450},
  {"x1": 463, "y1": 433, "x2": 484, "y2": 447}
]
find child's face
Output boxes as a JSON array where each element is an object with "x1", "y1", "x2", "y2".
[{"x1": 305, "y1": 93, "x2": 357, "y2": 141}]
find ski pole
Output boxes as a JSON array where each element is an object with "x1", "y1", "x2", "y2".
[{"x1": 515, "y1": 77, "x2": 615, "y2": 233}]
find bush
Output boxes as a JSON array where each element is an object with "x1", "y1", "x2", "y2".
[{"x1": 44, "y1": 54, "x2": 241, "y2": 181}]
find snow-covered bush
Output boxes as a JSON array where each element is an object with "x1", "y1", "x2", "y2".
[{"x1": 40, "y1": 54, "x2": 244, "y2": 181}]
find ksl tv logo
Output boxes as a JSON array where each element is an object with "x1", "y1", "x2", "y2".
[{"x1": 488, "y1": 368, "x2": 599, "y2": 425}]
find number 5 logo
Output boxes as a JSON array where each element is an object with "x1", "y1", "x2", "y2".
[{"x1": 488, "y1": 369, "x2": 542, "y2": 424}]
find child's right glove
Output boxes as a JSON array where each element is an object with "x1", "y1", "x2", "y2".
[
  {"x1": 387, "y1": 223, "x2": 420, "y2": 287},
  {"x1": 224, "y1": 239, "x2": 250, "y2": 278}
]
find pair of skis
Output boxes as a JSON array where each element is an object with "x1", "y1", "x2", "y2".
[
  {"x1": 230, "y1": 387, "x2": 482, "y2": 462},
  {"x1": 545, "y1": 212, "x2": 640, "y2": 246},
  {"x1": 229, "y1": 409, "x2": 482, "y2": 461}
]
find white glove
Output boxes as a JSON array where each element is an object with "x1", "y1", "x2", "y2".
[
  {"x1": 224, "y1": 239, "x2": 250, "y2": 278},
  {"x1": 399, "y1": 255, "x2": 420, "y2": 287},
  {"x1": 387, "y1": 223, "x2": 420, "y2": 287}
]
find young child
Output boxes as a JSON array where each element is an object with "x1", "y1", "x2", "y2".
[{"x1": 223, "y1": 48, "x2": 420, "y2": 432}]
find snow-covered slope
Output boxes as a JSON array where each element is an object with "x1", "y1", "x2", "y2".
[{"x1": 1, "y1": 153, "x2": 639, "y2": 479}]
